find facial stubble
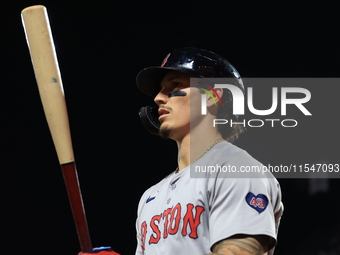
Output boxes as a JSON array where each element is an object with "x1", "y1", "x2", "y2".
[{"x1": 159, "y1": 122, "x2": 172, "y2": 139}]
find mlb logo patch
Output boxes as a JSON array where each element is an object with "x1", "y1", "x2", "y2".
[{"x1": 245, "y1": 192, "x2": 268, "y2": 213}]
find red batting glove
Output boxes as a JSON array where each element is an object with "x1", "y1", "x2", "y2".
[{"x1": 78, "y1": 246, "x2": 120, "y2": 255}]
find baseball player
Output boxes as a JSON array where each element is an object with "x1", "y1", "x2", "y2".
[
  {"x1": 79, "y1": 47, "x2": 283, "y2": 255},
  {"x1": 135, "y1": 47, "x2": 283, "y2": 255}
]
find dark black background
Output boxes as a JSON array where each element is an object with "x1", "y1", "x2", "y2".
[{"x1": 2, "y1": 1, "x2": 340, "y2": 254}]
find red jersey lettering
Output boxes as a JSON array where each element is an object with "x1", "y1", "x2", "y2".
[
  {"x1": 168, "y1": 203, "x2": 181, "y2": 235},
  {"x1": 181, "y1": 204, "x2": 205, "y2": 239},
  {"x1": 140, "y1": 221, "x2": 147, "y2": 252},
  {"x1": 149, "y1": 214, "x2": 162, "y2": 244},
  {"x1": 162, "y1": 208, "x2": 172, "y2": 238}
]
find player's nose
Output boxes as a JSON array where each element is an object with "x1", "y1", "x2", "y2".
[{"x1": 154, "y1": 90, "x2": 168, "y2": 106}]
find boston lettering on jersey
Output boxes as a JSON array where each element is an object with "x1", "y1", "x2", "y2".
[{"x1": 140, "y1": 203, "x2": 205, "y2": 251}]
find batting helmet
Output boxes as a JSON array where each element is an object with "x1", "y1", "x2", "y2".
[{"x1": 136, "y1": 47, "x2": 244, "y2": 97}]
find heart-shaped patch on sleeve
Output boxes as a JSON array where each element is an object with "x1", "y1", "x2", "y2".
[{"x1": 245, "y1": 192, "x2": 268, "y2": 213}]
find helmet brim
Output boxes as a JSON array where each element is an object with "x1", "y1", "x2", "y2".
[{"x1": 136, "y1": 66, "x2": 199, "y2": 98}]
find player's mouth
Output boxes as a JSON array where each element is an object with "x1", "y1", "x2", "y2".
[{"x1": 158, "y1": 108, "x2": 170, "y2": 120}]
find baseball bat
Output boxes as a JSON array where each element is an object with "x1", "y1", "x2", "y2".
[{"x1": 21, "y1": 5, "x2": 92, "y2": 252}]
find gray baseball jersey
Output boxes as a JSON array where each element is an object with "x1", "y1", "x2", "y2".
[{"x1": 135, "y1": 141, "x2": 283, "y2": 255}]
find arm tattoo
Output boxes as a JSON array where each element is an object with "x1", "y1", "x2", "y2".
[{"x1": 210, "y1": 236, "x2": 266, "y2": 255}]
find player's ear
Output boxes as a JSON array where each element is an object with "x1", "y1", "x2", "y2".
[{"x1": 206, "y1": 88, "x2": 223, "y2": 108}]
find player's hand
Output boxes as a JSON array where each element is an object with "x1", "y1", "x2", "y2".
[{"x1": 78, "y1": 246, "x2": 120, "y2": 255}]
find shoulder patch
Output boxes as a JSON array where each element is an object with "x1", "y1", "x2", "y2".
[{"x1": 245, "y1": 192, "x2": 268, "y2": 213}]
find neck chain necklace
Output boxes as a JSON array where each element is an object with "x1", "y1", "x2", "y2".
[
  {"x1": 175, "y1": 138, "x2": 225, "y2": 173},
  {"x1": 194, "y1": 138, "x2": 225, "y2": 162}
]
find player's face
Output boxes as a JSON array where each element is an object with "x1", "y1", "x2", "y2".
[{"x1": 154, "y1": 71, "x2": 202, "y2": 140}]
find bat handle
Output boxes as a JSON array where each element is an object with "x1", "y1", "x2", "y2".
[{"x1": 61, "y1": 162, "x2": 92, "y2": 253}]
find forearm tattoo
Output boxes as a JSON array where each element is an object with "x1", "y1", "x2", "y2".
[{"x1": 209, "y1": 237, "x2": 266, "y2": 255}]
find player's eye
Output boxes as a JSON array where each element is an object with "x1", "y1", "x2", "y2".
[{"x1": 172, "y1": 82, "x2": 182, "y2": 89}]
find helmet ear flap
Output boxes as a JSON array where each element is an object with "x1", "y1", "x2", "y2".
[{"x1": 139, "y1": 106, "x2": 160, "y2": 135}]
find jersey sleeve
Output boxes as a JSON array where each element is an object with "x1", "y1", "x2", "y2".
[
  {"x1": 135, "y1": 217, "x2": 144, "y2": 255},
  {"x1": 134, "y1": 187, "x2": 151, "y2": 255},
  {"x1": 207, "y1": 167, "x2": 283, "y2": 251}
]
